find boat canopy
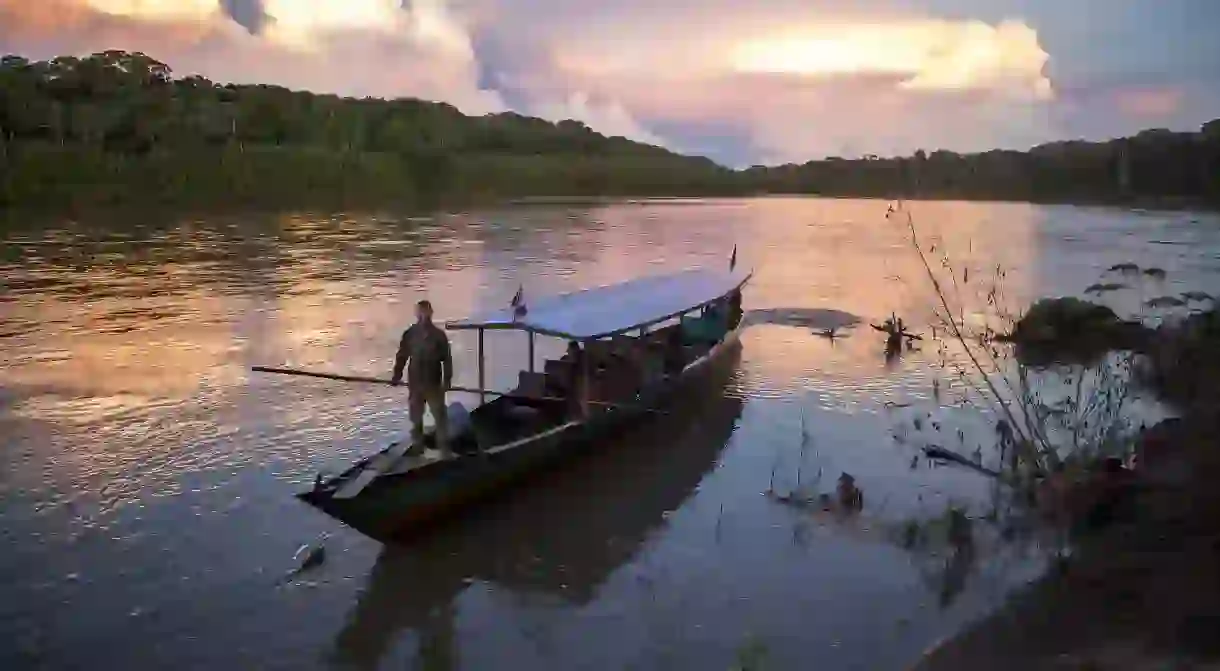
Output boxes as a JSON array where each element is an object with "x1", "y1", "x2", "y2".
[{"x1": 445, "y1": 267, "x2": 752, "y2": 340}]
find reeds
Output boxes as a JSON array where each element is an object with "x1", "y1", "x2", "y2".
[{"x1": 888, "y1": 202, "x2": 1156, "y2": 480}]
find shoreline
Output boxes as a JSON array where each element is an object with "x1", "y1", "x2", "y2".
[
  {"x1": 774, "y1": 191, "x2": 1220, "y2": 213},
  {"x1": 914, "y1": 302, "x2": 1220, "y2": 671},
  {"x1": 4, "y1": 191, "x2": 1217, "y2": 225},
  {"x1": 913, "y1": 412, "x2": 1220, "y2": 670}
]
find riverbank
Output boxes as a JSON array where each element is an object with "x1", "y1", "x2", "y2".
[
  {"x1": 4, "y1": 52, "x2": 1217, "y2": 220},
  {"x1": 0, "y1": 143, "x2": 745, "y2": 217},
  {"x1": 915, "y1": 309, "x2": 1220, "y2": 670},
  {"x1": 6, "y1": 185, "x2": 1216, "y2": 226},
  {"x1": 787, "y1": 191, "x2": 1220, "y2": 214},
  {"x1": 915, "y1": 414, "x2": 1220, "y2": 670}
]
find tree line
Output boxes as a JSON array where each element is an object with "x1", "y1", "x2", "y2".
[
  {"x1": 0, "y1": 51, "x2": 741, "y2": 210},
  {"x1": 2, "y1": 51, "x2": 1218, "y2": 212},
  {"x1": 743, "y1": 123, "x2": 1220, "y2": 206}
]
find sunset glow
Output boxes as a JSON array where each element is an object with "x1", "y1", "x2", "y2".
[
  {"x1": 731, "y1": 20, "x2": 1052, "y2": 99},
  {"x1": 262, "y1": 0, "x2": 403, "y2": 47},
  {"x1": 84, "y1": 0, "x2": 220, "y2": 20}
]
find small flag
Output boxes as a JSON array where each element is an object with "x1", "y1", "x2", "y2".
[{"x1": 729, "y1": 245, "x2": 737, "y2": 272}]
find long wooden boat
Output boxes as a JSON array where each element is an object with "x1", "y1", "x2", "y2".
[
  {"x1": 298, "y1": 264, "x2": 753, "y2": 539},
  {"x1": 330, "y1": 378, "x2": 744, "y2": 667}
]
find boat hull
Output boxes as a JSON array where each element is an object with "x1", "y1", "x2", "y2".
[{"x1": 298, "y1": 324, "x2": 745, "y2": 540}]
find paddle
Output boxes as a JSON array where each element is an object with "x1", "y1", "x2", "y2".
[{"x1": 250, "y1": 366, "x2": 666, "y2": 414}]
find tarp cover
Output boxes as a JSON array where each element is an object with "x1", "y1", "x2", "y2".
[{"x1": 446, "y1": 267, "x2": 751, "y2": 340}]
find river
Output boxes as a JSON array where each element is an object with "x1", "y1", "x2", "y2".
[{"x1": 2, "y1": 198, "x2": 1218, "y2": 670}]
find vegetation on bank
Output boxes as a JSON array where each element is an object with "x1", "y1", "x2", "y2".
[
  {"x1": 745, "y1": 121, "x2": 1220, "y2": 206},
  {"x1": 2, "y1": 50, "x2": 1219, "y2": 212},
  {"x1": 880, "y1": 205, "x2": 1220, "y2": 669},
  {"x1": 0, "y1": 51, "x2": 741, "y2": 211},
  {"x1": 913, "y1": 308, "x2": 1220, "y2": 669}
]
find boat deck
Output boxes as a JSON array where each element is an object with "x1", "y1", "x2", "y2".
[{"x1": 379, "y1": 321, "x2": 721, "y2": 477}]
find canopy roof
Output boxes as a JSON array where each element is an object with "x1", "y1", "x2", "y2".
[{"x1": 446, "y1": 267, "x2": 752, "y2": 340}]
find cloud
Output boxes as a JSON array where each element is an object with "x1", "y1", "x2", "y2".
[
  {"x1": 1, "y1": 0, "x2": 240, "y2": 57},
  {"x1": 468, "y1": 4, "x2": 1057, "y2": 161},
  {"x1": 2, "y1": 0, "x2": 1215, "y2": 164},
  {"x1": 730, "y1": 19, "x2": 1052, "y2": 100},
  {"x1": 219, "y1": 0, "x2": 268, "y2": 34},
  {"x1": 0, "y1": 0, "x2": 506, "y2": 113},
  {"x1": 1114, "y1": 87, "x2": 1184, "y2": 118},
  {"x1": 527, "y1": 92, "x2": 665, "y2": 146},
  {"x1": 1049, "y1": 63, "x2": 1220, "y2": 142},
  {"x1": 83, "y1": 0, "x2": 220, "y2": 21},
  {"x1": 260, "y1": 0, "x2": 405, "y2": 48}
]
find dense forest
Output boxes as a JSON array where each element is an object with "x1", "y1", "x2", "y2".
[
  {"x1": 0, "y1": 51, "x2": 742, "y2": 210},
  {"x1": 2, "y1": 51, "x2": 1218, "y2": 211},
  {"x1": 745, "y1": 121, "x2": 1220, "y2": 206}
]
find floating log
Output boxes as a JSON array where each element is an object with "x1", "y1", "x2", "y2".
[{"x1": 922, "y1": 446, "x2": 1001, "y2": 478}]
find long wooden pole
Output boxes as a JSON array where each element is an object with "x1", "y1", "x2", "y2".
[
  {"x1": 580, "y1": 343, "x2": 590, "y2": 417},
  {"x1": 252, "y1": 367, "x2": 393, "y2": 385},
  {"x1": 249, "y1": 366, "x2": 664, "y2": 413}
]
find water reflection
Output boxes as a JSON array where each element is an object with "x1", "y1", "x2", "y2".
[
  {"x1": 3, "y1": 200, "x2": 1219, "y2": 670},
  {"x1": 743, "y1": 199, "x2": 1039, "y2": 332},
  {"x1": 772, "y1": 474, "x2": 1044, "y2": 615},
  {"x1": 331, "y1": 361, "x2": 744, "y2": 670}
]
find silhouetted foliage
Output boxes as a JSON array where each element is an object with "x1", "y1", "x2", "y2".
[
  {"x1": 743, "y1": 124, "x2": 1220, "y2": 205},
  {"x1": 0, "y1": 51, "x2": 741, "y2": 209},
  {"x1": 3, "y1": 51, "x2": 1219, "y2": 211}
]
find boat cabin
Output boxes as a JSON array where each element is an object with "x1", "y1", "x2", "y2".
[{"x1": 440, "y1": 267, "x2": 751, "y2": 451}]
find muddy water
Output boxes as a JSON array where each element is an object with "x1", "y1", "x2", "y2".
[{"x1": 2, "y1": 199, "x2": 1218, "y2": 670}]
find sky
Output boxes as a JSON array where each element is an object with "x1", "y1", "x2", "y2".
[{"x1": 1, "y1": 0, "x2": 1217, "y2": 166}]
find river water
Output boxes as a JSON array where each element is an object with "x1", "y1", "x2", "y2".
[{"x1": 2, "y1": 198, "x2": 1218, "y2": 670}]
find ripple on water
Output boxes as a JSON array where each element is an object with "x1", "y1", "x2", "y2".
[{"x1": 1, "y1": 200, "x2": 1217, "y2": 671}]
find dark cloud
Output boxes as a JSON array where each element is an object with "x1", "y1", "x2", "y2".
[
  {"x1": 468, "y1": 29, "x2": 523, "y2": 97},
  {"x1": 643, "y1": 118, "x2": 760, "y2": 167},
  {"x1": 220, "y1": 0, "x2": 269, "y2": 35}
]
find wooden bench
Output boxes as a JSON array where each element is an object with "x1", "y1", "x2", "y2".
[
  {"x1": 541, "y1": 359, "x2": 571, "y2": 396},
  {"x1": 516, "y1": 371, "x2": 547, "y2": 398},
  {"x1": 544, "y1": 359, "x2": 573, "y2": 384}
]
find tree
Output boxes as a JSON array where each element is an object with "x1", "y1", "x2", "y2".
[{"x1": 4, "y1": 49, "x2": 1218, "y2": 210}]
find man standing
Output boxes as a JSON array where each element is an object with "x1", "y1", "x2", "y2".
[{"x1": 392, "y1": 300, "x2": 453, "y2": 453}]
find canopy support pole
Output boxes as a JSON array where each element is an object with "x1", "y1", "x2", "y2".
[
  {"x1": 580, "y1": 339, "x2": 590, "y2": 417},
  {"x1": 477, "y1": 328, "x2": 486, "y2": 404},
  {"x1": 527, "y1": 332, "x2": 535, "y2": 373}
]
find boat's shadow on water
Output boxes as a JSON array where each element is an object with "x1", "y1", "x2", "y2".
[{"x1": 327, "y1": 355, "x2": 746, "y2": 671}]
